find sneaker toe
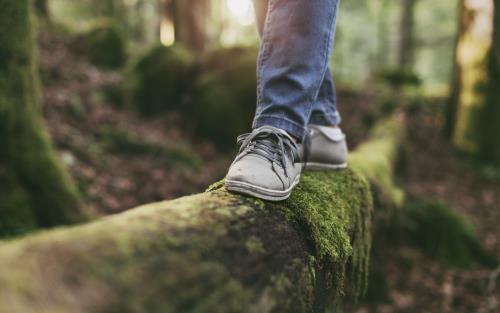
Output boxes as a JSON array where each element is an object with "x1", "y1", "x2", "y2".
[{"x1": 226, "y1": 156, "x2": 285, "y2": 191}]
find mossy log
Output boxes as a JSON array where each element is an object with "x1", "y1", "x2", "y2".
[
  {"x1": 0, "y1": 116, "x2": 404, "y2": 313},
  {"x1": 0, "y1": 0, "x2": 87, "y2": 236}
]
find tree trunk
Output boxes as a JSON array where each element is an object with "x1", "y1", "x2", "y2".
[
  {"x1": 476, "y1": 0, "x2": 500, "y2": 162},
  {"x1": 169, "y1": 0, "x2": 209, "y2": 52},
  {"x1": 452, "y1": 0, "x2": 500, "y2": 163},
  {"x1": 494, "y1": 0, "x2": 500, "y2": 66},
  {"x1": 0, "y1": 0, "x2": 87, "y2": 237},
  {"x1": 399, "y1": 0, "x2": 417, "y2": 71},
  {"x1": 445, "y1": 0, "x2": 465, "y2": 138},
  {"x1": 377, "y1": 0, "x2": 391, "y2": 68},
  {"x1": 0, "y1": 116, "x2": 405, "y2": 313},
  {"x1": 34, "y1": 0, "x2": 50, "y2": 22}
]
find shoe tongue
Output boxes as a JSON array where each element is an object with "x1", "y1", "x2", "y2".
[{"x1": 256, "y1": 126, "x2": 296, "y2": 144}]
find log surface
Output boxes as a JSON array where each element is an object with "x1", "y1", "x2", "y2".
[{"x1": 0, "y1": 117, "x2": 404, "y2": 313}]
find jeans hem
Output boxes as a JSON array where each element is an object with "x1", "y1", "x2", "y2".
[{"x1": 253, "y1": 115, "x2": 308, "y2": 142}]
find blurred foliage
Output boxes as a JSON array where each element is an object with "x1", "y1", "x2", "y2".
[
  {"x1": 130, "y1": 44, "x2": 195, "y2": 115},
  {"x1": 332, "y1": 0, "x2": 458, "y2": 93},
  {"x1": 192, "y1": 46, "x2": 258, "y2": 150},
  {"x1": 45, "y1": 0, "x2": 460, "y2": 94},
  {"x1": 83, "y1": 20, "x2": 128, "y2": 69},
  {"x1": 402, "y1": 197, "x2": 497, "y2": 268},
  {"x1": 50, "y1": 0, "x2": 159, "y2": 44},
  {"x1": 379, "y1": 68, "x2": 422, "y2": 89},
  {"x1": 362, "y1": 98, "x2": 398, "y2": 129},
  {"x1": 97, "y1": 82, "x2": 127, "y2": 107}
]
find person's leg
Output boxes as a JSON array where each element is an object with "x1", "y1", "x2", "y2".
[
  {"x1": 254, "y1": 0, "x2": 341, "y2": 128},
  {"x1": 224, "y1": 0, "x2": 343, "y2": 201},
  {"x1": 252, "y1": 0, "x2": 341, "y2": 141},
  {"x1": 309, "y1": 68, "x2": 342, "y2": 126}
]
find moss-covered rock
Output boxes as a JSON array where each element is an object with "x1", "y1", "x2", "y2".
[
  {"x1": 192, "y1": 46, "x2": 258, "y2": 150},
  {"x1": 84, "y1": 20, "x2": 127, "y2": 69},
  {"x1": 130, "y1": 44, "x2": 194, "y2": 116},
  {"x1": 402, "y1": 197, "x2": 497, "y2": 268}
]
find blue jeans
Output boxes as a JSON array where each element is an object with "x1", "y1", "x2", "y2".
[{"x1": 252, "y1": 0, "x2": 341, "y2": 141}]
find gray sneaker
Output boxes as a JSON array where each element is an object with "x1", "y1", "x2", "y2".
[
  {"x1": 225, "y1": 126, "x2": 303, "y2": 201},
  {"x1": 301, "y1": 124, "x2": 348, "y2": 170}
]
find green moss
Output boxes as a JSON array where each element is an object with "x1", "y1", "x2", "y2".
[
  {"x1": 350, "y1": 117, "x2": 406, "y2": 208},
  {"x1": 245, "y1": 236, "x2": 265, "y2": 254},
  {"x1": 84, "y1": 20, "x2": 127, "y2": 69},
  {"x1": 192, "y1": 46, "x2": 258, "y2": 150},
  {"x1": 0, "y1": 167, "x2": 38, "y2": 237},
  {"x1": 403, "y1": 197, "x2": 497, "y2": 268},
  {"x1": 0, "y1": 0, "x2": 87, "y2": 232},
  {"x1": 99, "y1": 128, "x2": 201, "y2": 168},
  {"x1": 274, "y1": 170, "x2": 373, "y2": 299},
  {"x1": 130, "y1": 44, "x2": 194, "y2": 116},
  {"x1": 205, "y1": 180, "x2": 225, "y2": 192}
]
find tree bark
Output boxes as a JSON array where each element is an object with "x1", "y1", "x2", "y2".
[
  {"x1": 0, "y1": 116, "x2": 405, "y2": 313},
  {"x1": 452, "y1": 0, "x2": 500, "y2": 163},
  {"x1": 0, "y1": 0, "x2": 87, "y2": 236},
  {"x1": 168, "y1": 0, "x2": 209, "y2": 52},
  {"x1": 445, "y1": 0, "x2": 465, "y2": 138},
  {"x1": 377, "y1": 0, "x2": 391, "y2": 67},
  {"x1": 399, "y1": 0, "x2": 417, "y2": 71},
  {"x1": 494, "y1": 0, "x2": 500, "y2": 66},
  {"x1": 34, "y1": 0, "x2": 50, "y2": 22},
  {"x1": 476, "y1": 0, "x2": 500, "y2": 162}
]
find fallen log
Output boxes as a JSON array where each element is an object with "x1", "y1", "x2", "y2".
[{"x1": 0, "y1": 116, "x2": 404, "y2": 313}]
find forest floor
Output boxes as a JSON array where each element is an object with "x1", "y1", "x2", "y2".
[
  {"x1": 40, "y1": 31, "x2": 229, "y2": 214},
  {"x1": 39, "y1": 31, "x2": 499, "y2": 312}
]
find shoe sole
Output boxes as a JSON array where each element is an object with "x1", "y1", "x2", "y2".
[
  {"x1": 225, "y1": 175, "x2": 301, "y2": 201},
  {"x1": 303, "y1": 162, "x2": 348, "y2": 171}
]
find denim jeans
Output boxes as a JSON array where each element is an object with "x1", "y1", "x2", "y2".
[{"x1": 252, "y1": 0, "x2": 341, "y2": 141}]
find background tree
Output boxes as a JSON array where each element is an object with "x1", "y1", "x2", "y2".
[
  {"x1": 0, "y1": 0, "x2": 87, "y2": 236},
  {"x1": 34, "y1": 0, "x2": 50, "y2": 22},
  {"x1": 451, "y1": 0, "x2": 500, "y2": 164},
  {"x1": 399, "y1": 0, "x2": 417, "y2": 71},
  {"x1": 163, "y1": 0, "x2": 209, "y2": 52}
]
